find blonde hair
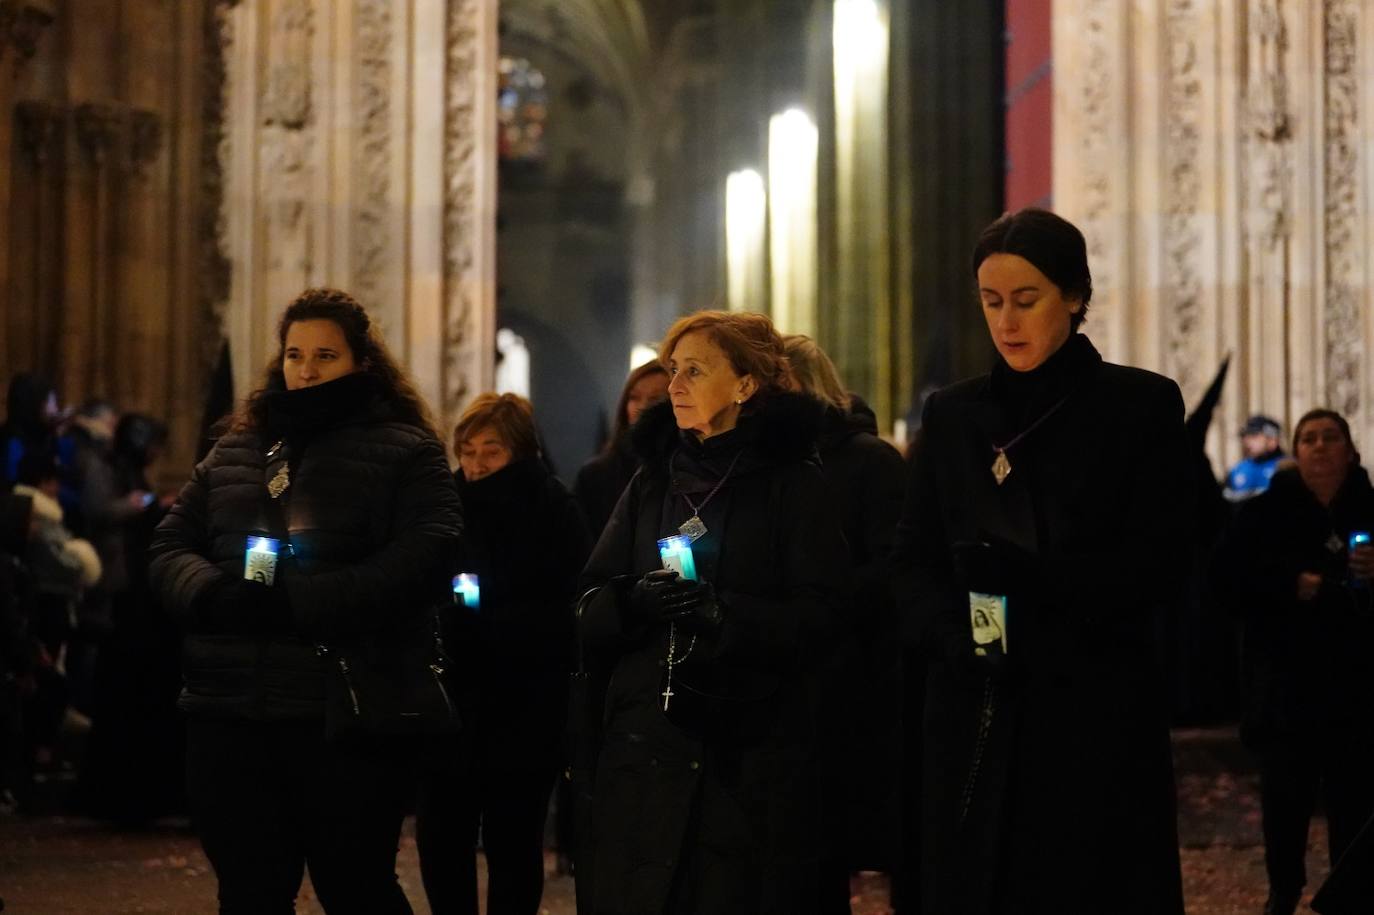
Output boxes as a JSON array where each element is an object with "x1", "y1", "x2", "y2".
[
  {"x1": 452, "y1": 393, "x2": 540, "y2": 460},
  {"x1": 657, "y1": 310, "x2": 791, "y2": 398},
  {"x1": 782, "y1": 335, "x2": 850, "y2": 411}
]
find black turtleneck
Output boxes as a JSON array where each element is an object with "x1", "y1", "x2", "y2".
[{"x1": 990, "y1": 332, "x2": 1100, "y2": 430}]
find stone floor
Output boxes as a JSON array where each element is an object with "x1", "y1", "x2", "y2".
[{"x1": 0, "y1": 728, "x2": 1334, "y2": 914}]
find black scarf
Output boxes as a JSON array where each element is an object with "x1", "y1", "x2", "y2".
[{"x1": 263, "y1": 372, "x2": 390, "y2": 443}]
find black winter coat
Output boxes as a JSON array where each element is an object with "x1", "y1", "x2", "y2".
[
  {"x1": 579, "y1": 393, "x2": 851, "y2": 915},
  {"x1": 149, "y1": 374, "x2": 463, "y2": 721},
  {"x1": 574, "y1": 440, "x2": 639, "y2": 540},
  {"x1": 453, "y1": 457, "x2": 591, "y2": 767},
  {"x1": 814, "y1": 400, "x2": 905, "y2": 868},
  {"x1": 1217, "y1": 465, "x2": 1374, "y2": 745},
  {"x1": 893, "y1": 334, "x2": 1189, "y2": 915}
]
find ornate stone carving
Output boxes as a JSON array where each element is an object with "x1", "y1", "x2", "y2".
[
  {"x1": 1075, "y1": 0, "x2": 1115, "y2": 317},
  {"x1": 74, "y1": 103, "x2": 125, "y2": 168},
  {"x1": 1245, "y1": 0, "x2": 1291, "y2": 249},
  {"x1": 444, "y1": 0, "x2": 481, "y2": 416},
  {"x1": 258, "y1": 0, "x2": 314, "y2": 273},
  {"x1": 15, "y1": 99, "x2": 64, "y2": 168},
  {"x1": 199, "y1": 1, "x2": 236, "y2": 356},
  {"x1": 1323, "y1": 0, "x2": 1361, "y2": 417},
  {"x1": 261, "y1": 0, "x2": 312, "y2": 129},
  {"x1": 0, "y1": 0, "x2": 56, "y2": 68},
  {"x1": 353, "y1": 0, "x2": 392, "y2": 312},
  {"x1": 1163, "y1": 0, "x2": 1203, "y2": 398}
]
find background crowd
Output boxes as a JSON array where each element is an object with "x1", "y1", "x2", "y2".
[{"x1": 0, "y1": 210, "x2": 1370, "y2": 915}]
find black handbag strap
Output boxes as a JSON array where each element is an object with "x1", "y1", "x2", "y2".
[{"x1": 572, "y1": 586, "x2": 600, "y2": 676}]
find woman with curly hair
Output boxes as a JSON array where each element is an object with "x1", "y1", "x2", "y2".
[{"x1": 150, "y1": 288, "x2": 463, "y2": 914}]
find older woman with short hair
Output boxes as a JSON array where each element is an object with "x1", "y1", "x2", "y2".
[
  {"x1": 577, "y1": 310, "x2": 851, "y2": 914},
  {"x1": 416, "y1": 392, "x2": 591, "y2": 915}
]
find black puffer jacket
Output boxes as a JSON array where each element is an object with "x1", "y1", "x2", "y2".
[
  {"x1": 579, "y1": 393, "x2": 852, "y2": 915},
  {"x1": 149, "y1": 373, "x2": 463, "y2": 720}
]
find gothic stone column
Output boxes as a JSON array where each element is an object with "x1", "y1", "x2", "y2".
[
  {"x1": 1054, "y1": 0, "x2": 1374, "y2": 468},
  {"x1": 221, "y1": 0, "x2": 495, "y2": 446}
]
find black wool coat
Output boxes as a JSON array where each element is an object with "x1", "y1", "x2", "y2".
[
  {"x1": 893, "y1": 334, "x2": 1190, "y2": 915},
  {"x1": 574, "y1": 440, "x2": 640, "y2": 541},
  {"x1": 452, "y1": 456, "x2": 591, "y2": 768},
  {"x1": 813, "y1": 399, "x2": 906, "y2": 868},
  {"x1": 149, "y1": 374, "x2": 464, "y2": 721},
  {"x1": 1216, "y1": 465, "x2": 1374, "y2": 746},
  {"x1": 578, "y1": 393, "x2": 852, "y2": 915}
]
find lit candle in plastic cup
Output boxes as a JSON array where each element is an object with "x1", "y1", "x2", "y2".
[
  {"x1": 452, "y1": 573, "x2": 481, "y2": 610},
  {"x1": 657, "y1": 535, "x2": 698, "y2": 582},
  {"x1": 244, "y1": 536, "x2": 280, "y2": 586}
]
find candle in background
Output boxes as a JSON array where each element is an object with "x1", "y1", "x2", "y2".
[
  {"x1": 244, "y1": 536, "x2": 280, "y2": 586},
  {"x1": 453, "y1": 572, "x2": 481, "y2": 610},
  {"x1": 657, "y1": 535, "x2": 698, "y2": 582}
]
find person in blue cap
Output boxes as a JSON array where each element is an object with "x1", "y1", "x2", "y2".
[{"x1": 1225, "y1": 415, "x2": 1287, "y2": 502}]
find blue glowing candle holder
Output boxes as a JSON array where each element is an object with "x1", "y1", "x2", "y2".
[
  {"x1": 657, "y1": 535, "x2": 698, "y2": 582},
  {"x1": 244, "y1": 536, "x2": 280, "y2": 585},
  {"x1": 452, "y1": 573, "x2": 481, "y2": 610}
]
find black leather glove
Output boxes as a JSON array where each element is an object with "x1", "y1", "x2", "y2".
[
  {"x1": 627, "y1": 570, "x2": 697, "y2": 625},
  {"x1": 952, "y1": 534, "x2": 1035, "y2": 596},
  {"x1": 662, "y1": 580, "x2": 725, "y2": 638},
  {"x1": 195, "y1": 576, "x2": 293, "y2": 635}
]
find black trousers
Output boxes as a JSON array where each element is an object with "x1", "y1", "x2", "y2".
[
  {"x1": 415, "y1": 736, "x2": 558, "y2": 915},
  {"x1": 186, "y1": 716, "x2": 414, "y2": 915},
  {"x1": 1260, "y1": 729, "x2": 1374, "y2": 896}
]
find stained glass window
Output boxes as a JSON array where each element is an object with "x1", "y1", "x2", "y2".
[{"x1": 498, "y1": 56, "x2": 548, "y2": 163}]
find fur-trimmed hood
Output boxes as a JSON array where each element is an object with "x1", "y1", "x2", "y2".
[{"x1": 630, "y1": 390, "x2": 825, "y2": 482}]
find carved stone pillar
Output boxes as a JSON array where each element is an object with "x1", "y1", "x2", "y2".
[
  {"x1": 1054, "y1": 0, "x2": 1374, "y2": 466},
  {"x1": 15, "y1": 100, "x2": 64, "y2": 371},
  {"x1": 71, "y1": 102, "x2": 124, "y2": 398},
  {"x1": 440, "y1": 0, "x2": 497, "y2": 433},
  {"x1": 220, "y1": 0, "x2": 496, "y2": 442},
  {"x1": 0, "y1": 0, "x2": 56, "y2": 368}
]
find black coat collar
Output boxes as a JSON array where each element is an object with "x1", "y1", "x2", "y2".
[{"x1": 630, "y1": 391, "x2": 824, "y2": 483}]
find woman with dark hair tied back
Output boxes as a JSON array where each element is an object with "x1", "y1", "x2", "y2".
[
  {"x1": 1218, "y1": 409, "x2": 1374, "y2": 915},
  {"x1": 149, "y1": 288, "x2": 463, "y2": 914},
  {"x1": 782, "y1": 334, "x2": 906, "y2": 911},
  {"x1": 415, "y1": 392, "x2": 591, "y2": 915},
  {"x1": 575, "y1": 361, "x2": 670, "y2": 539},
  {"x1": 577, "y1": 310, "x2": 851, "y2": 914},
  {"x1": 893, "y1": 208, "x2": 1192, "y2": 913}
]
